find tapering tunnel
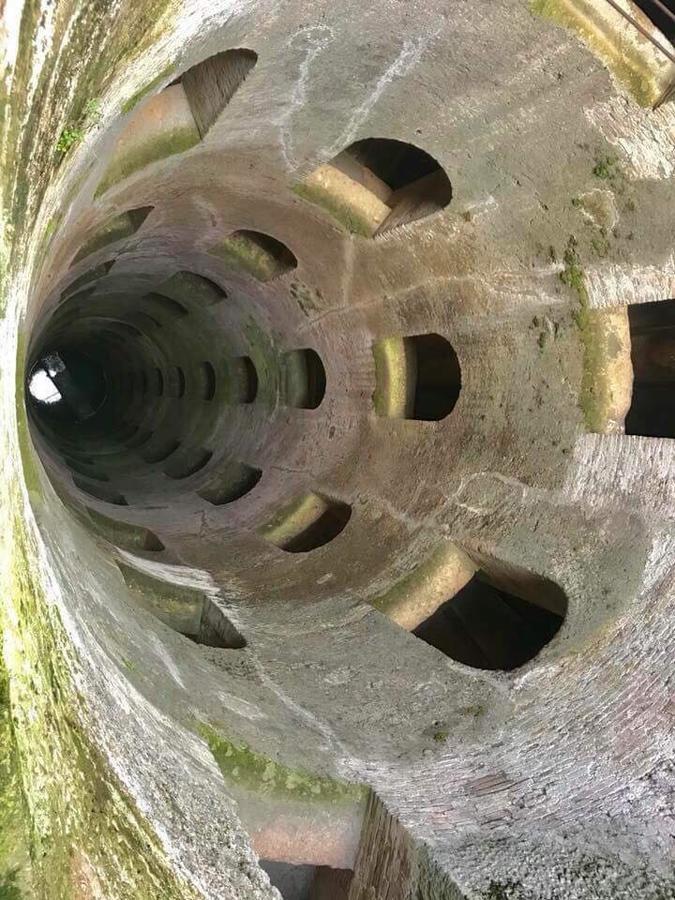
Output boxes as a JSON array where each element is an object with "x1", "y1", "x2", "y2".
[{"x1": 5, "y1": 0, "x2": 675, "y2": 898}]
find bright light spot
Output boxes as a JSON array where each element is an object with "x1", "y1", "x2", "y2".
[{"x1": 28, "y1": 368, "x2": 62, "y2": 404}]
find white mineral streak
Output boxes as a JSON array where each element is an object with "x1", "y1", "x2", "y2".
[
  {"x1": 323, "y1": 29, "x2": 442, "y2": 161},
  {"x1": 276, "y1": 25, "x2": 335, "y2": 168},
  {"x1": 585, "y1": 95, "x2": 675, "y2": 181},
  {"x1": 0, "y1": 0, "x2": 24, "y2": 79},
  {"x1": 584, "y1": 255, "x2": 675, "y2": 309}
]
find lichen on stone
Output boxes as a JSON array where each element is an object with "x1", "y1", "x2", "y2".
[{"x1": 198, "y1": 723, "x2": 366, "y2": 805}]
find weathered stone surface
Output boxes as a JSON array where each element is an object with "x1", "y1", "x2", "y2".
[{"x1": 1, "y1": 0, "x2": 673, "y2": 897}]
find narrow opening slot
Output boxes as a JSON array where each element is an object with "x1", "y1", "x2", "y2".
[
  {"x1": 373, "y1": 332, "x2": 461, "y2": 420},
  {"x1": 232, "y1": 356, "x2": 258, "y2": 403},
  {"x1": 413, "y1": 570, "x2": 567, "y2": 671},
  {"x1": 95, "y1": 84, "x2": 201, "y2": 197},
  {"x1": 65, "y1": 458, "x2": 110, "y2": 481},
  {"x1": 167, "y1": 365, "x2": 186, "y2": 398},
  {"x1": 625, "y1": 298, "x2": 675, "y2": 438},
  {"x1": 153, "y1": 368, "x2": 164, "y2": 396},
  {"x1": 125, "y1": 428, "x2": 154, "y2": 448},
  {"x1": 164, "y1": 448, "x2": 213, "y2": 479},
  {"x1": 118, "y1": 563, "x2": 246, "y2": 648},
  {"x1": 198, "y1": 462, "x2": 262, "y2": 505},
  {"x1": 143, "y1": 292, "x2": 189, "y2": 319},
  {"x1": 60, "y1": 260, "x2": 114, "y2": 299},
  {"x1": 71, "y1": 207, "x2": 153, "y2": 265},
  {"x1": 260, "y1": 493, "x2": 352, "y2": 554},
  {"x1": 260, "y1": 862, "x2": 354, "y2": 900},
  {"x1": 214, "y1": 230, "x2": 297, "y2": 282},
  {"x1": 158, "y1": 271, "x2": 227, "y2": 306},
  {"x1": 86, "y1": 507, "x2": 164, "y2": 552},
  {"x1": 282, "y1": 348, "x2": 326, "y2": 409},
  {"x1": 131, "y1": 312, "x2": 162, "y2": 331},
  {"x1": 192, "y1": 599, "x2": 247, "y2": 649},
  {"x1": 199, "y1": 361, "x2": 216, "y2": 400},
  {"x1": 141, "y1": 438, "x2": 181, "y2": 464},
  {"x1": 72, "y1": 475, "x2": 128, "y2": 506},
  {"x1": 180, "y1": 49, "x2": 258, "y2": 137}
]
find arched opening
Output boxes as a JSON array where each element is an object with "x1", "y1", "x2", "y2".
[
  {"x1": 118, "y1": 563, "x2": 246, "y2": 649},
  {"x1": 212, "y1": 229, "x2": 298, "y2": 281},
  {"x1": 260, "y1": 493, "x2": 352, "y2": 553},
  {"x1": 297, "y1": 138, "x2": 452, "y2": 235},
  {"x1": 625, "y1": 298, "x2": 675, "y2": 438},
  {"x1": 232, "y1": 356, "x2": 259, "y2": 403},
  {"x1": 373, "y1": 332, "x2": 461, "y2": 421},
  {"x1": 180, "y1": 49, "x2": 258, "y2": 137},
  {"x1": 281, "y1": 348, "x2": 326, "y2": 409},
  {"x1": 97, "y1": 50, "x2": 258, "y2": 196},
  {"x1": 413, "y1": 570, "x2": 567, "y2": 671}
]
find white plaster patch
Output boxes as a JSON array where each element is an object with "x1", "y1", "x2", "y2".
[
  {"x1": 585, "y1": 96, "x2": 675, "y2": 181},
  {"x1": 25, "y1": 0, "x2": 59, "y2": 109},
  {"x1": 0, "y1": 0, "x2": 25, "y2": 78},
  {"x1": 584, "y1": 256, "x2": 675, "y2": 309}
]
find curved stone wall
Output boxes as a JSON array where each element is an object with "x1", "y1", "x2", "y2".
[{"x1": 1, "y1": 0, "x2": 674, "y2": 898}]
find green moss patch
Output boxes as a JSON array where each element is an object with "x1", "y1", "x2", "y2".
[
  {"x1": 293, "y1": 182, "x2": 372, "y2": 237},
  {"x1": 560, "y1": 235, "x2": 620, "y2": 433},
  {"x1": 199, "y1": 723, "x2": 366, "y2": 805},
  {"x1": 530, "y1": 0, "x2": 660, "y2": 107},
  {"x1": 0, "y1": 635, "x2": 34, "y2": 898},
  {"x1": 95, "y1": 126, "x2": 199, "y2": 197},
  {"x1": 2, "y1": 506, "x2": 199, "y2": 898},
  {"x1": 71, "y1": 207, "x2": 151, "y2": 264}
]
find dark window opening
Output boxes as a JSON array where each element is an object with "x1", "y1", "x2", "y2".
[
  {"x1": 625, "y1": 298, "x2": 675, "y2": 438},
  {"x1": 188, "y1": 599, "x2": 247, "y2": 650},
  {"x1": 164, "y1": 448, "x2": 213, "y2": 479},
  {"x1": 407, "y1": 333, "x2": 461, "y2": 420},
  {"x1": 308, "y1": 138, "x2": 452, "y2": 235},
  {"x1": 632, "y1": 0, "x2": 675, "y2": 41},
  {"x1": 180, "y1": 49, "x2": 258, "y2": 137},
  {"x1": 158, "y1": 271, "x2": 227, "y2": 306},
  {"x1": 61, "y1": 260, "x2": 114, "y2": 300},
  {"x1": 282, "y1": 348, "x2": 326, "y2": 409},
  {"x1": 130, "y1": 311, "x2": 162, "y2": 332},
  {"x1": 374, "y1": 333, "x2": 461, "y2": 421},
  {"x1": 199, "y1": 361, "x2": 216, "y2": 400},
  {"x1": 72, "y1": 475, "x2": 128, "y2": 506},
  {"x1": 264, "y1": 494, "x2": 352, "y2": 554},
  {"x1": 118, "y1": 563, "x2": 246, "y2": 649},
  {"x1": 222, "y1": 230, "x2": 297, "y2": 282},
  {"x1": 141, "y1": 438, "x2": 180, "y2": 464},
  {"x1": 198, "y1": 462, "x2": 262, "y2": 505},
  {"x1": 86, "y1": 507, "x2": 164, "y2": 552},
  {"x1": 71, "y1": 207, "x2": 153, "y2": 265},
  {"x1": 126, "y1": 428, "x2": 154, "y2": 449},
  {"x1": 167, "y1": 365, "x2": 186, "y2": 398},
  {"x1": 413, "y1": 571, "x2": 567, "y2": 671},
  {"x1": 260, "y1": 861, "x2": 353, "y2": 900},
  {"x1": 65, "y1": 458, "x2": 109, "y2": 481},
  {"x1": 143, "y1": 293, "x2": 189, "y2": 319},
  {"x1": 232, "y1": 355, "x2": 258, "y2": 403},
  {"x1": 152, "y1": 367, "x2": 164, "y2": 396}
]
